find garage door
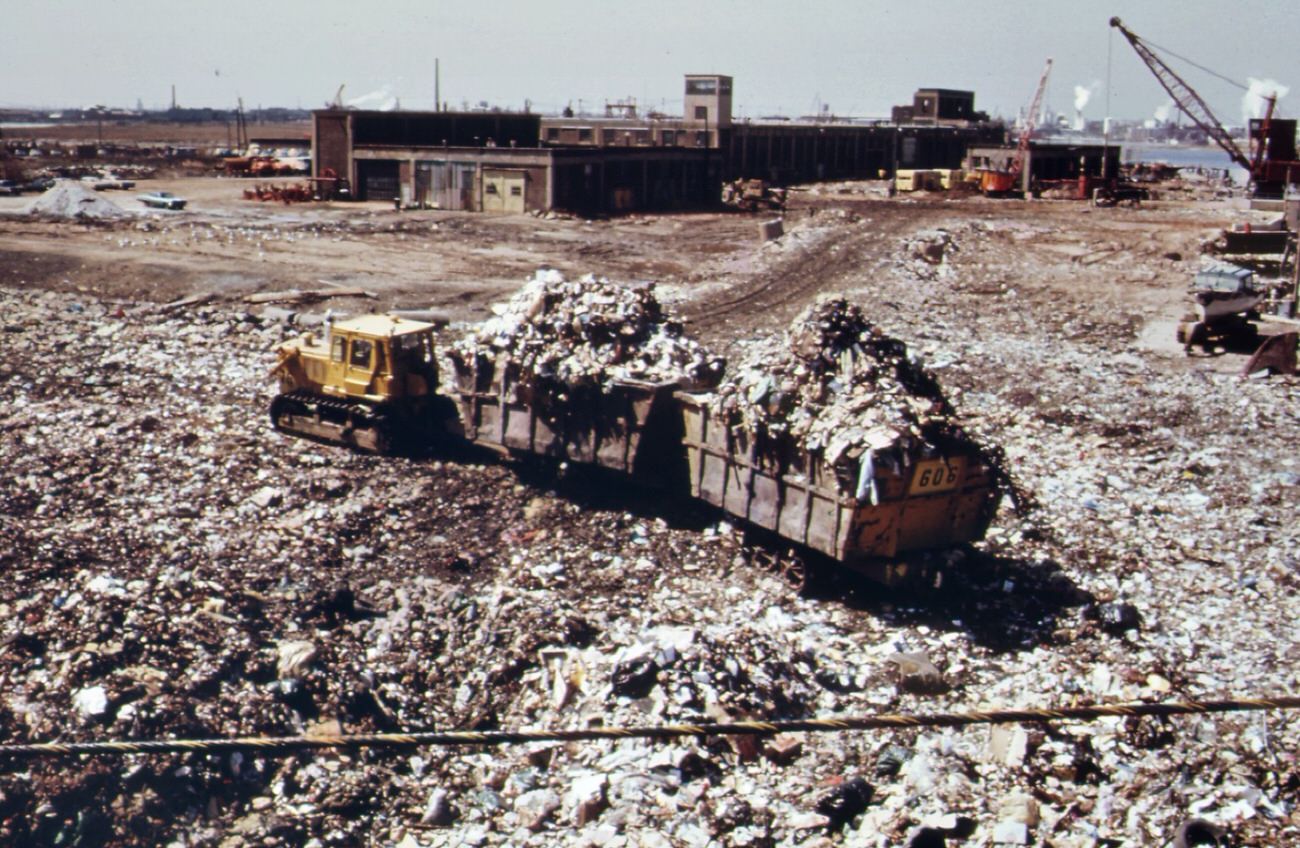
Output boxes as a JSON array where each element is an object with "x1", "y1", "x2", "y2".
[
  {"x1": 482, "y1": 169, "x2": 526, "y2": 214},
  {"x1": 357, "y1": 160, "x2": 401, "y2": 201},
  {"x1": 417, "y1": 161, "x2": 475, "y2": 210}
]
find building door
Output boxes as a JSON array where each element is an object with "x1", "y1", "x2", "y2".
[
  {"x1": 421, "y1": 162, "x2": 475, "y2": 210},
  {"x1": 356, "y1": 160, "x2": 400, "y2": 201},
  {"x1": 414, "y1": 162, "x2": 433, "y2": 207},
  {"x1": 482, "y1": 169, "x2": 526, "y2": 214}
]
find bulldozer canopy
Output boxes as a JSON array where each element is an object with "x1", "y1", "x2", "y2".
[{"x1": 332, "y1": 314, "x2": 435, "y2": 338}]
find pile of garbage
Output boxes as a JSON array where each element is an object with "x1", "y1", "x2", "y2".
[
  {"x1": 23, "y1": 179, "x2": 130, "y2": 220},
  {"x1": 451, "y1": 269, "x2": 724, "y2": 392},
  {"x1": 706, "y1": 297, "x2": 977, "y2": 488}
]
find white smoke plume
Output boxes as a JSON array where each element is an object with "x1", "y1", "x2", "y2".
[
  {"x1": 346, "y1": 86, "x2": 400, "y2": 111},
  {"x1": 1153, "y1": 99, "x2": 1175, "y2": 124},
  {"x1": 1073, "y1": 81, "x2": 1100, "y2": 130},
  {"x1": 1242, "y1": 78, "x2": 1288, "y2": 126},
  {"x1": 1073, "y1": 82, "x2": 1098, "y2": 113}
]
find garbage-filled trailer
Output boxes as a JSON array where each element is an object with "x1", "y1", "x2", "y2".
[
  {"x1": 269, "y1": 277, "x2": 1010, "y2": 588},
  {"x1": 448, "y1": 349, "x2": 681, "y2": 486},
  {"x1": 676, "y1": 392, "x2": 1000, "y2": 584}
]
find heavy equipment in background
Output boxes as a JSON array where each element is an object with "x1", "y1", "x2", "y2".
[
  {"x1": 977, "y1": 59, "x2": 1052, "y2": 195},
  {"x1": 1176, "y1": 263, "x2": 1265, "y2": 351},
  {"x1": 1091, "y1": 181, "x2": 1149, "y2": 207},
  {"x1": 269, "y1": 314, "x2": 449, "y2": 453},
  {"x1": 721, "y1": 178, "x2": 787, "y2": 212},
  {"x1": 1111, "y1": 17, "x2": 1300, "y2": 197}
]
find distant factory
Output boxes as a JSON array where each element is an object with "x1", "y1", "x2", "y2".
[{"x1": 312, "y1": 75, "x2": 1000, "y2": 214}]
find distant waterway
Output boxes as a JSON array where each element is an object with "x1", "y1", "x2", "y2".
[
  {"x1": 1123, "y1": 143, "x2": 1247, "y2": 184},
  {"x1": 0, "y1": 122, "x2": 55, "y2": 129}
]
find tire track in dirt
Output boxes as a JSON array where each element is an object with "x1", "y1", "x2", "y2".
[{"x1": 681, "y1": 200, "x2": 946, "y2": 350}]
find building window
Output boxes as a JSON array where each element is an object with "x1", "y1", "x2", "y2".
[
  {"x1": 695, "y1": 131, "x2": 709, "y2": 148},
  {"x1": 662, "y1": 130, "x2": 676, "y2": 145},
  {"x1": 578, "y1": 128, "x2": 593, "y2": 142},
  {"x1": 509, "y1": 185, "x2": 522, "y2": 197},
  {"x1": 546, "y1": 127, "x2": 559, "y2": 141},
  {"x1": 485, "y1": 183, "x2": 498, "y2": 195},
  {"x1": 686, "y1": 79, "x2": 717, "y2": 95},
  {"x1": 694, "y1": 106, "x2": 708, "y2": 120}
]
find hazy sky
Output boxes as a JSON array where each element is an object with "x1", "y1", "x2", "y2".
[{"x1": 2, "y1": 0, "x2": 1295, "y2": 126}]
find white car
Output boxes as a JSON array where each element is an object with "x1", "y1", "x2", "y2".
[{"x1": 137, "y1": 191, "x2": 187, "y2": 210}]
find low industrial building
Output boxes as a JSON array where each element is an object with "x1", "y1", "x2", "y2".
[
  {"x1": 964, "y1": 141, "x2": 1122, "y2": 194},
  {"x1": 312, "y1": 75, "x2": 997, "y2": 214}
]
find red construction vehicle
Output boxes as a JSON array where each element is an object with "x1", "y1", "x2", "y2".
[{"x1": 977, "y1": 59, "x2": 1053, "y2": 196}]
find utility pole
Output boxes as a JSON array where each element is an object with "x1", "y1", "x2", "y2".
[{"x1": 435, "y1": 58, "x2": 440, "y2": 113}]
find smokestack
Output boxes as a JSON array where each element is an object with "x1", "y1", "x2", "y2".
[
  {"x1": 435, "y1": 59, "x2": 440, "y2": 113},
  {"x1": 171, "y1": 84, "x2": 176, "y2": 111}
]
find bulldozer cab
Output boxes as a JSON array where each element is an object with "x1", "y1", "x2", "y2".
[{"x1": 276, "y1": 314, "x2": 438, "y2": 402}]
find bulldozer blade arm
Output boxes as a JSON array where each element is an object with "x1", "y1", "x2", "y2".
[{"x1": 1242, "y1": 331, "x2": 1298, "y2": 377}]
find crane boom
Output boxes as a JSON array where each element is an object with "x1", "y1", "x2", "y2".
[
  {"x1": 1109, "y1": 17, "x2": 1252, "y2": 171},
  {"x1": 1011, "y1": 59, "x2": 1053, "y2": 180}
]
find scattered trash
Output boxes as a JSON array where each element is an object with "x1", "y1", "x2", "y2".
[{"x1": 1, "y1": 183, "x2": 1296, "y2": 847}]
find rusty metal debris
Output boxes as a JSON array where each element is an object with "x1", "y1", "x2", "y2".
[{"x1": 1241, "y1": 330, "x2": 1298, "y2": 376}]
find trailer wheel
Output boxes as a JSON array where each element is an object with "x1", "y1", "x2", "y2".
[{"x1": 781, "y1": 555, "x2": 809, "y2": 594}]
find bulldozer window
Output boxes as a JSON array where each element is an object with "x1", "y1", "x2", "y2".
[
  {"x1": 395, "y1": 333, "x2": 433, "y2": 363},
  {"x1": 349, "y1": 338, "x2": 373, "y2": 368},
  {"x1": 331, "y1": 336, "x2": 346, "y2": 362}
]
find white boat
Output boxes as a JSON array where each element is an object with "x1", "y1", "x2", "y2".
[
  {"x1": 1193, "y1": 289, "x2": 1265, "y2": 323},
  {"x1": 1190, "y1": 264, "x2": 1262, "y2": 323},
  {"x1": 137, "y1": 191, "x2": 187, "y2": 210}
]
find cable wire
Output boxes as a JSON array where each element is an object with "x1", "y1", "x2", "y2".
[{"x1": 1, "y1": 695, "x2": 1297, "y2": 761}]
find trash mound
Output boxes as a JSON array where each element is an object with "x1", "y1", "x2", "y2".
[
  {"x1": 452, "y1": 269, "x2": 724, "y2": 391},
  {"x1": 707, "y1": 296, "x2": 998, "y2": 492},
  {"x1": 24, "y1": 179, "x2": 130, "y2": 220}
]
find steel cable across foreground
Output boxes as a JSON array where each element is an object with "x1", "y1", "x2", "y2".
[{"x1": 0, "y1": 696, "x2": 1298, "y2": 761}]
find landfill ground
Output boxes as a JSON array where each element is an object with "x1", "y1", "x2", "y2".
[{"x1": 1, "y1": 175, "x2": 1299, "y2": 847}]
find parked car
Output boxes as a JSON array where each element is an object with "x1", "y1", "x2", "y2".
[
  {"x1": 0, "y1": 180, "x2": 21, "y2": 196},
  {"x1": 83, "y1": 174, "x2": 136, "y2": 191},
  {"x1": 137, "y1": 191, "x2": 187, "y2": 211}
]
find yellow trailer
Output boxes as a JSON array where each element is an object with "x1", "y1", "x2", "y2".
[{"x1": 676, "y1": 391, "x2": 1001, "y2": 585}]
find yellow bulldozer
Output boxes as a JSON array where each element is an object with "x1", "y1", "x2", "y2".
[
  {"x1": 721, "y1": 178, "x2": 787, "y2": 212},
  {"x1": 268, "y1": 313, "x2": 450, "y2": 453}
]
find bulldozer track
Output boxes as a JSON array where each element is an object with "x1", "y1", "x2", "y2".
[{"x1": 271, "y1": 389, "x2": 393, "y2": 453}]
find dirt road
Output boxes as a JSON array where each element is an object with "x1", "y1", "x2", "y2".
[{"x1": 0, "y1": 176, "x2": 1237, "y2": 344}]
